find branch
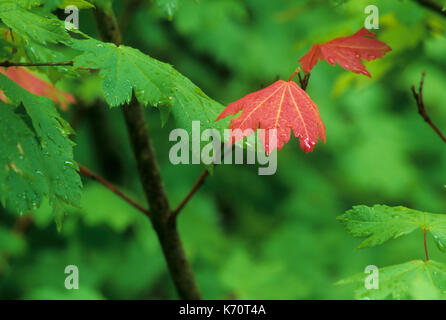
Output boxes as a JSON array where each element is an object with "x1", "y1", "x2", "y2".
[
  {"x1": 411, "y1": 71, "x2": 446, "y2": 144},
  {"x1": 92, "y1": 7, "x2": 202, "y2": 300},
  {"x1": 413, "y1": 0, "x2": 446, "y2": 17},
  {"x1": 0, "y1": 61, "x2": 98, "y2": 72},
  {"x1": 172, "y1": 170, "x2": 209, "y2": 218},
  {"x1": 287, "y1": 69, "x2": 310, "y2": 90},
  {"x1": 77, "y1": 162, "x2": 149, "y2": 216},
  {"x1": 0, "y1": 61, "x2": 74, "y2": 67},
  {"x1": 298, "y1": 72, "x2": 311, "y2": 91}
]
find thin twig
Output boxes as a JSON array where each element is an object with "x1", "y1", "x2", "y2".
[
  {"x1": 288, "y1": 70, "x2": 299, "y2": 82},
  {"x1": 0, "y1": 61, "x2": 97, "y2": 72},
  {"x1": 288, "y1": 70, "x2": 311, "y2": 90},
  {"x1": 0, "y1": 61, "x2": 74, "y2": 67},
  {"x1": 411, "y1": 71, "x2": 446, "y2": 144},
  {"x1": 77, "y1": 162, "x2": 149, "y2": 216},
  {"x1": 172, "y1": 170, "x2": 209, "y2": 218},
  {"x1": 298, "y1": 72, "x2": 311, "y2": 91}
]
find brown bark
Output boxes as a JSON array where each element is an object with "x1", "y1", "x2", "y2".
[{"x1": 92, "y1": 7, "x2": 202, "y2": 299}]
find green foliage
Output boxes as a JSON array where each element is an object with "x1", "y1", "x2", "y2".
[
  {"x1": 0, "y1": 74, "x2": 81, "y2": 230},
  {"x1": 337, "y1": 260, "x2": 446, "y2": 300},
  {"x1": 0, "y1": 102, "x2": 47, "y2": 215},
  {"x1": 15, "y1": 0, "x2": 43, "y2": 9},
  {"x1": 0, "y1": 0, "x2": 445, "y2": 301},
  {"x1": 338, "y1": 205, "x2": 446, "y2": 251},
  {"x1": 337, "y1": 204, "x2": 446, "y2": 299},
  {"x1": 72, "y1": 38, "x2": 229, "y2": 137},
  {"x1": 0, "y1": 0, "x2": 73, "y2": 80},
  {"x1": 0, "y1": 3, "x2": 69, "y2": 45}
]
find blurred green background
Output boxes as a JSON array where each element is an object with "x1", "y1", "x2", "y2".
[{"x1": 1, "y1": 0, "x2": 446, "y2": 299}]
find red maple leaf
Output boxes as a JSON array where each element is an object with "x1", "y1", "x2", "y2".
[
  {"x1": 216, "y1": 78, "x2": 325, "y2": 154},
  {"x1": 0, "y1": 67, "x2": 75, "y2": 111},
  {"x1": 298, "y1": 28, "x2": 391, "y2": 77}
]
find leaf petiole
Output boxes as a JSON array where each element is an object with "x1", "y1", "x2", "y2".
[{"x1": 424, "y1": 228, "x2": 429, "y2": 261}]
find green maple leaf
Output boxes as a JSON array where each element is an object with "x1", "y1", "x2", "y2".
[
  {"x1": 0, "y1": 104, "x2": 47, "y2": 213},
  {"x1": 0, "y1": 1, "x2": 74, "y2": 80},
  {"x1": 337, "y1": 205, "x2": 446, "y2": 252},
  {"x1": 336, "y1": 260, "x2": 446, "y2": 300},
  {"x1": 0, "y1": 73, "x2": 81, "y2": 230},
  {"x1": 0, "y1": 3, "x2": 70, "y2": 45},
  {"x1": 72, "y1": 38, "x2": 229, "y2": 142}
]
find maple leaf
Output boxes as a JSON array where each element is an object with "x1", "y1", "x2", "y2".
[
  {"x1": 0, "y1": 67, "x2": 75, "y2": 111},
  {"x1": 72, "y1": 38, "x2": 228, "y2": 140},
  {"x1": 337, "y1": 205, "x2": 446, "y2": 251},
  {"x1": 216, "y1": 78, "x2": 326, "y2": 154},
  {"x1": 298, "y1": 28, "x2": 391, "y2": 77},
  {"x1": 337, "y1": 260, "x2": 446, "y2": 300},
  {"x1": 0, "y1": 72, "x2": 81, "y2": 230}
]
